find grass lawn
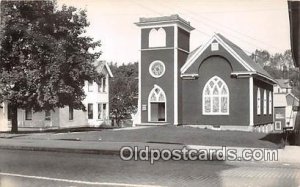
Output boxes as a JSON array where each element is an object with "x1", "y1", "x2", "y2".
[{"x1": 17, "y1": 125, "x2": 283, "y2": 149}]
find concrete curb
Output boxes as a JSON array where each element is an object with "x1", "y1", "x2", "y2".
[{"x1": 0, "y1": 145, "x2": 121, "y2": 155}]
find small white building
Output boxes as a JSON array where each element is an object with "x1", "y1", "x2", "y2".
[
  {"x1": 0, "y1": 62, "x2": 113, "y2": 131},
  {"x1": 274, "y1": 79, "x2": 292, "y2": 94},
  {"x1": 273, "y1": 79, "x2": 299, "y2": 131}
]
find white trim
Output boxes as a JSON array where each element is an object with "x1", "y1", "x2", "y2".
[
  {"x1": 263, "y1": 89, "x2": 267, "y2": 115},
  {"x1": 104, "y1": 63, "x2": 113, "y2": 78},
  {"x1": 136, "y1": 22, "x2": 194, "y2": 33},
  {"x1": 255, "y1": 72, "x2": 276, "y2": 84},
  {"x1": 141, "y1": 47, "x2": 189, "y2": 54},
  {"x1": 202, "y1": 76, "x2": 229, "y2": 115},
  {"x1": 181, "y1": 36, "x2": 215, "y2": 73},
  {"x1": 177, "y1": 47, "x2": 189, "y2": 54},
  {"x1": 249, "y1": 77, "x2": 254, "y2": 126},
  {"x1": 272, "y1": 89, "x2": 275, "y2": 122},
  {"x1": 214, "y1": 34, "x2": 254, "y2": 71},
  {"x1": 231, "y1": 71, "x2": 276, "y2": 84},
  {"x1": 147, "y1": 85, "x2": 167, "y2": 122},
  {"x1": 149, "y1": 60, "x2": 166, "y2": 78},
  {"x1": 180, "y1": 73, "x2": 199, "y2": 79},
  {"x1": 174, "y1": 25, "x2": 178, "y2": 125},
  {"x1": 231, "y1": 71, "x2": 256, "y2": 76},
  {"x1": 286, "y1": 92, "x2": 300, "y2": 102},
  {"x1": 181, "y1": 34, "x2": 255, "y2": 74},
  {"x1": 141, "y1": 47, "x2": 174, "y2": 51},
  {"x1": 137, "y1": 28, "x2": 142, "y2": 124}
]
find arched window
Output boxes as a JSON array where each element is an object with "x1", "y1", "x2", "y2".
[
  {"x1": 269, "y1": 91, "x2": 272, "y2": 114},
  {"x1": 263, "y1": 90, "x2": 267, "y2": 115},
  {"x1": 149, "y1": 86, "x2": 166, "y2": 102},
  {"x1": 203, "y1": 76, "x2": 229, "y2": 115},
  {"x1": 149, "y1": 28, "x2": 166, "y2": 48},
  {"x1": 257, "y1": 88, "x2": 261, "y2": 115},
  {"x1": 148, "y1": 85, "x2": 166, "y2": 122}
]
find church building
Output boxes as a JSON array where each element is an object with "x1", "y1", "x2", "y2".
[{"x1": 135, "y1": 15, "x2": 276, "y2": 131}]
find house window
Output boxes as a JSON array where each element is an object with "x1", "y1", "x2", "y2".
[
  {"x1": 275, "y1": 113, "x2": 285, "y2": 119},
  {"x1": 149, "y1": 28, "x2": 166, "y2": 48},
  {"x1": 98, "y1": 77, "x2": 107, "y2": 92},
  {"x1": 211, "y1": 43, "x2": 219, "y2": 51},
  {"x1": 263, "y1": 90, "x2": 267, "y2": 115},
  {"x1": 69, "y1": 107, "x2": 74, "y2": 120},
  {"x1": 269, "y1": 92, "x2": 272, "y2": 114},
  {"x1": 98, "y1": 79, "x2": 103, "y2": 92},
  {"x1": 98, "y1": 103, "x2": 103, "y2": 119},
  {"x1": 98, "y1": 103, "x2": 107, "y2": 120},
  {"x1": 275, "y1": 121, "x2": 281, "y2": 130},
  {"x1": 25, "y1": 109, "x2": 32, "y2": 120},
  {"x1": 103, "y1": 104, "x2": 107, "y2": 119},
  {"x1": 203, "y1": 76, "x2": 229, "y2": 115},
  {"x1": 88, "y1": 103, "x2": 93, "y2": 119},
  {"x1": 103, "y1": 77, "x2": 106, "y2": 92},
  {"x1": 88, "y1": 81, "x2": 93, "y2": 92},
  {"x1": 257, "y1": 88, "x2": 261, "y2": 115},
  {"x1": 45, "y1": 110, "x2": 51, "y2": 121}
]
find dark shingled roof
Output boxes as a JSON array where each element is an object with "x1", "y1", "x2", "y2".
[
  {"x1": 186, "y1": 46, "x2": 201, "y2": 63},
  {"x1": 216, "y1": 33, "x2": 273, "y2": 79},
  {"x1": 275, "y1": 79, "x2": 292, "y2": 89}
]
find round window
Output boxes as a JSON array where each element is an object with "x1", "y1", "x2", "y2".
[{"x1": 149, "y1": 61, "x2": 165, "y2": 78}]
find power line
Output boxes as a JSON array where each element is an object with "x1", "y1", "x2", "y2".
[
  {"x1": 130, "y1": 0, "x2": 268, "y2": 61},
  {"x1": 189, "y1": 13, "x2": 282, "y2": 51},
  {"x1": 154, "y1": 1, "x2": 282, "y2": 60}
]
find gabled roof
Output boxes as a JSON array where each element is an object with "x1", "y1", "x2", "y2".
[
  {"x1": 181, "y1": 33, "x2": 275, "y2": 83},
  {"x1": 216, "y1": 34, "x2": 272, "y2": 78},
  {"x1": 274, "y1": 94, "x2": 288, "y2": 107},
  {"x1": 286, "y1": 92, "x2": 299, "y2": 105},
  {"x1": 275, "y1": 79, "x2": 292, "y2": 89},
  {"x1": 94, "y1": 61, "x2": 113, "y2": 78}
]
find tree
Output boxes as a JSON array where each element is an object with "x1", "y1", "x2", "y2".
[
  {"x1": 109, "y1": 62, "x2": 138, "y2": 126},
  {"x1": 251, "y1": 49, "x2": 270, "y2": 67},
  {"x1": 0, "y1": 1, "x2": 102, "y2": 132}
]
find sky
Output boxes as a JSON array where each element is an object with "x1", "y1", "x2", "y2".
[{"x1": 58, "y1": 0, "x2": 291, "y2": 65}]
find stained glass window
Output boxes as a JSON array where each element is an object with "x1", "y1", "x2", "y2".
[
  {"x1": 269, "y1": 92, "x2": 272, "y2": 114},
  {"x1": 149, "y1": 86, "x2": 166, "y2": 103},
  {"x1": 263, "y1": 90, "x2": 267, "y2": 115},
  {"x1": 257, "y1": 89, "x2": 261, "y2": 115},
  {"x1": 203, "y1": 76, "x2": 229, "y2": 115}
]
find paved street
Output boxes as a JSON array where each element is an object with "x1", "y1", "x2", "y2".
[{"x1": 0, "y1": 149, "x2": 300, "y2": 187}]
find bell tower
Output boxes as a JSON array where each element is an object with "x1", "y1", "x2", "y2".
[{"x1": 135, "y1": 15, "x2": 194, "y2": 125}]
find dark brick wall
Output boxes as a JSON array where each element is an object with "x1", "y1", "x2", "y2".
[
  {"x1": 253, "y1": 79, "x2": 274, "y2": 125},
  {"x1": 182, "y1": 56, "x2": 250, "y2": 126}
]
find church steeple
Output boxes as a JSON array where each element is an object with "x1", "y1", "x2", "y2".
[{"x1": 135, "y1": 15, "x2": 193, "y2": 125}]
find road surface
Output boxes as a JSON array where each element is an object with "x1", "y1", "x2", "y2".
[{"x1": 0, "y1": 149, "x2": 300, "y2": 187}]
